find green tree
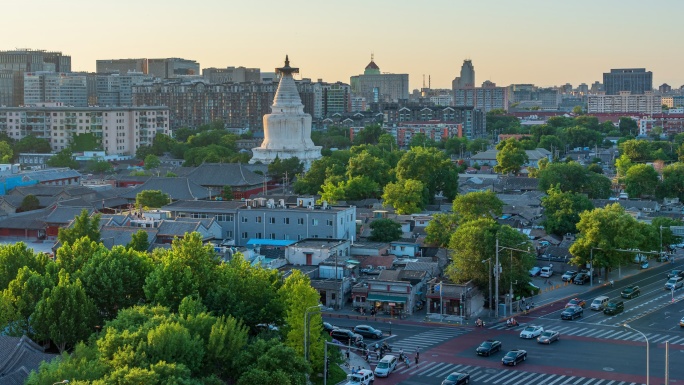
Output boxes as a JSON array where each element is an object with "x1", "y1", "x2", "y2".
[
  {"x1": 452, "y1": 190, "x2": 503, "y2": 223},
  {"x1": 293, "y1": 152, "x2": 349, "y2": 195},
  {"x1": 47, "y1": 148, "x2": 79, "y2": 169},
  {"x1": 657, "y1": 162, "x2": 684, "y2": 200},
  {"x1": 541, "y1": 185, "x2": 594, "y2": 235},
  {"x1": 32, "y1": 270, "x2": 97, "y2": 353},
  {"x1": 80, "y1": 245, "x2": 153, "y2": 320},
  {"x1": 86, "y1": 159, "x2": 113, "y2": 173},
  {"x1": 0, "y1": 242, "x2": 49, "y2": 291},
  {"x1": 570, "y1": 204, "x2": 652, "y2": 279},
  {"x1": 624, "y1": 164, "x2": 659, "y2": 198},
  {"x1": 538, "y1": 135, "x2": 563, "y2": 153},
  {"x1": 0, "y1": 266, "x2": 52, "y2": 337},
  {"x1": 71, "y1": 133, "x2": 99, "y2": 151},
  {"x1": 136, "y1": 189, "x2": 171, "y2": 208},
  {"x1": 343, "y1": 175, "x2": 380, "y2": 200},
  {"x1": 424, "y1": 213, "x2": 458, "y2": 248},
  {"x1": 57, "y1": 209, "x2": 101, "y2": 246},
  {"x1": 382, "y1": 179, "x2": 425, "y2": 214},
  {"x1": 395, "y1": 147, "x2": 459, "y2": 203},
  {"x1": 538, "y1": 161, "x2": 611, "y2": 198},
  {"x1": 353, "y1": 124, "x2": 383, "y2": 145},
  {"x1": 619, "y1": 139, "x2": 652, "y2": 162},
  {"x1": 368, "y1": 219, "x2": 403, "y2": 242},
  {"x1": 144, "y1": 154, "x2": 161, "y2": 170},
  {"x1": 220, "y1": 185, "x2": 234, "y2": 200},
  {"x1": 18, "y1": 194, "x2": 40, "y2": 212},
  {"x1": 318, "y1": 177, "x2": 346, "y2": 204},
  {"x1": 14, "y1": 135, "x2": 52, "y2": 155},
  {"x1": 56, "y1": 237, "x2": 104, "y2": 275},
  {"x1": 614, "y1": 154, "x2": 633, "y2": 180},
  {"x1": 0, "y1": 141, "x2": 13, "y2": 163},
  {"x1": 651, "y1": 217, "x2": 683, "y2": 250},
  {"x1": 127, "y1": 229, "x2": 150, "y2": 252},
  {"x1": 347, "y1": 151, "x2": 392, "y2": 187},
  {"x1": 494, "y1": 139, "x2": 528, "y2": 175},
  {"x1": 268, "y1": 157, "x2": 304, "y2": 183},
  {"x1": 572, "y1": 105, "x2": 584, "y2": 115},
  {"x1": 468, "y1": 138, "x2": 490, "y2": 153},
  {"x1": 618, "y1": 117, "x2": 638, "y2": 136}
]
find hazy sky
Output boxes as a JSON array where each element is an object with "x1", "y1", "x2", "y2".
[{"x1": 3, "y1": 0, "x2": 683, "y2": 90}]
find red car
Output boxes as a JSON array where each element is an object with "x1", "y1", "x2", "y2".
[{"x1": 565, "y1": 298, "x2": 586, "y2": 308}]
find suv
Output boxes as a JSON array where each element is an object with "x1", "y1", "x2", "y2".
[
  {"x1": 330, "y1": 329, "x2": 363, "y2": 345},
  {"x1": 373, "y1": 354, "x2": 397, "y2": 377},
  {"x1": 353, "y1": 325, "x2": 383, "y2": 339},
  {"x1": 590, "y1": 296, "x2": 610, "y2": 311},
  {"x1": 540, "y1": 266, "x2": 554, "y2": 278},
  {"x1": 665, "y1": 276, "x2": 684, "y2": 291},
  {"x1": 621, "y1": 286, "x2": 640, "y2": 299},
  {"x1": 573, "y1": 273, "x2": 590, "y2": 285},
  {"x1": 603, "y1": 300, "x2": 624, "y2": 315},
  {"x1": 561, "y1": 270, "x2": 578, "y2": 282},
  {"x1": 667, "y1": 270, "x2": 684, "y2": 279}
]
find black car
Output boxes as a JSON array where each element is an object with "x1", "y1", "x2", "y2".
[
  {"x1": 441, "y1": 372, "x2": 470, "y2": 385},
  {"x1": 501, "y1": 349, "x2": 527, "y2": 366},
  {"x1": 352, "y1": 325, "x2": 383, "y2": 339},
  {"x1": 668, "y1": 270, "x2": 684, "y2": 279},
  {"x1": 603, "y1": 300, "x2": 624, "y2": 315},
  {"x1": 573, "y1": 273, "x2": 590, "y2": 285},
  {"x1": 476, "y1": 339, "x2": 502, "y2": 356},
  {"x1": 561, "y1": 306, "x2": 583, "y2": 320},
  {"x1": 621, "y1": 286, "x2": 640, "y2": 299},
  {"x1": 322, "y1": 322, "x2": 337, "y2": 333},
  {"x1": 330, "y1": 329, "x2": 363, "y2": 345}
]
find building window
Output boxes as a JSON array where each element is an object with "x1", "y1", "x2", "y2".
[
  {"x1": 226, "y1": 231, "x2": 233, "y2": 238},
  {"x1": 216, "y1": 214, "x2": 234, "y2": 222},
  {"x1": 241, "y1": 232, "x2": 248, "y2": 239},
  {"x1": 256, "y1": 216, "x2": 262, "y2": 223},
  {"x1": 298, "y1": 218, "x2": 304, "y2": 225},
  {"x1": 269, "y1": 217, "x2": 276, "y2": 224},
  {"x1": 298, "y1": 234, "x2": 304, "y2": 240},
  {"x1": 327, "y1": 220, "x2": 333, "y2": 226},
  {"x1": 270, "y1": 233, "x2": 276, "y2": 239},
  {"x1": 256, "y1": 232, "x2": 262, "y2": 238},
  {"x1": 241, "y1": 217, "x2": 248, "y2": 223},
  {"x1": 312, "y1": 219, "x2": 319, "y2": 226},
  {"x1": 284, "y1": 218, "x2": 290, "y2": 224}
]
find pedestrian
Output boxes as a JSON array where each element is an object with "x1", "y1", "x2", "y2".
[
  {"x1": 521, "y1": 296, "x2": 526, "y2": 305},
  {"x1": 352, "y1": 367, "x2": 357, "y2": 375},
  {"x1": 404, "y1": 356, "x2": 410, "y2": 368},
  {"x1": 525, "y1": 304, "x2": 530, "y2": 314},
  {"x1": 415, "y1": 353, "x2": 419, "y2": 365}
]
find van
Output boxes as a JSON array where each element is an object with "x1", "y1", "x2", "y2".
[
  {"x1": 373, "y1": 354, "x2": 398, "y2": 377},
  {"x1": 603, "y1": 300, "x2": 624, "y2": 315},
  {"x1": 345, "y1": 369, "x2": 375, "y2": 385},
  {"x1": 540, "y1": 266, "x2": 553, "y2": 278},
  {"x1": 590, "y1": 296, "x2": 610, "y2": 311}
]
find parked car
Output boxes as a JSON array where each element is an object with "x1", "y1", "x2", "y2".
[
  {"x1": 441, "y1": 372, "x2": 471, "y2": 385},
  {"x1": 529, "y1": 267, "x2": 542, "y2": 276},
  {"x1": 565, "y1": 298, "x2": 586, "y2": 308},
  {"x1": 561, "y1": 270, "x2": 578, "y2": 282},
  {"x1": 540, "y1": 266, "x2": 554, "y2": 278},
  {"x1": 665, "y1": 277, "x2": 684, "y2": 291},
  {"x1": 476, "y1": 339, "x2": 502, "y2": 356},
  {"x1": 520, "y1": 325, "x2": 544, "y2": 339},
  {"x1": 353, "y1": 325, "x2": 383, "y2": 339},
  {"x1": 501, "y1": 349, "x2": 527, "y2": 366},
  {"x1": 621, "y1": 286, "x2": 640, "y2": 299},
  {"x1": 561, "y1": 306, "x2": 583, "y2": 320},
  {"x1": 537, "y1": 330, "x2": 560, "y2": 344},
  {"x1": 680, "y1": 316, "x2": 684, "y2": 328},
  {"x1": 603, "y1": 300, "x2": 624, "y2": 315},
  {"x1": 573, "y1": 273, "x2": 590, "y2": 285}
]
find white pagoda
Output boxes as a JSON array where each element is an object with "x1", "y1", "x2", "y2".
[{"x1": 250, "y1": 56, "x2": 322, "y2": 170}]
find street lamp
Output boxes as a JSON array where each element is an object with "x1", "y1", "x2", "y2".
[
  {"x1": 482, "y1": 258, "x2": 492, "y2": 317},
  {"x1": 304, "y1": 304, "x2": 325, "y2": 362},
  {"x1": 495, "y1": 238, "x2": 530, "y2": 318},
  {"x1": 623, "y1": 323, "x2": 649, "y2": 385}
]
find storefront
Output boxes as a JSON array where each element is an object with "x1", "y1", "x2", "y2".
[{"x1": 367, "y1": 294, "x2": 407, "y2": 316}]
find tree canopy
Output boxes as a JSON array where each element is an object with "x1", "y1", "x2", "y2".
[{"x1": 368, "y1": 218, "x2": 403, "y2": 242}]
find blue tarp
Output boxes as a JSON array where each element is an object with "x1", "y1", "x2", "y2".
[{"x1": 246, "y1": 239, "x2": 297, "y2": 247}]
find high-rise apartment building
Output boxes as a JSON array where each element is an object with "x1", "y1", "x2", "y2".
[
  {"x1": 452, "y1": 59, "x2": 475, "y2": 89},
  {"x1": 24, "y1": 72, "x2": 88, "y2": 107},
  {"x1": 313, "y1": 81, "x2": 350, "y2": 119},
  {"x1": 454, "y1": 80, "x2": 508, "y2": 112},
  {"x1": 96, "y1": 73, "x2": 154, "y2": 106},
  {"x1": 132, "y1": 80, "x2": 315, "y2": 130},
  {"x1": 0, "y1": 104, "x2": 169, "y2": 154},
  {"x1": 587, "y1": 91, "x2": 661, "y2": 114},
  {"x1": 603, "y1": 68, "x2": 652, "y2": 95},
  {"x1": 203, "y1": 67, "x2": 261, "y2": 84},
  {"x1": 350, "y1": 56, "x2": 409, "y2": 103},
  {"x1": 0, "y1": 49, "x2": 71, "y2": 106}
]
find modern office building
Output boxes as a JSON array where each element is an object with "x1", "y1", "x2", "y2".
[
  {"x1": 587, "y1": 91, "x2": 661, "y2": 114},
  {"x1": 0, "y1": 70, "x2": 14, "y2": 106},
  {"x1": 148, "y1": 58, "x2": 199, "y2": 78},
  {"x1": 454, "y1": 80, "x2": 508, "y2": 112},
  {"x1": 203, "y1": 67, "x2": 261, "y2": 84},
  {"x1": 350, "y1": 56, "x2": 409, "y2": 103},
  {"x1": 0, "y1": 103, "x2": 170, "y2": 154},
  {"x1": 96, "y1": 72, "x2": 155, "y2": 106},
  {"x1": 0, "y1": 49, "x2": 71, "y2": 106},
  {"x1": 603, "y1": 68, "x2": 653, "y2": 95},
  {"x1": 24, "y1": 72, "x2": 88, "y2": 107},
  {"x1": 452, "y1": 59, "x2": 475, "y2": 88},
  {"x1": 96, "y1": 59, "x2": 147, "y2": 75}
]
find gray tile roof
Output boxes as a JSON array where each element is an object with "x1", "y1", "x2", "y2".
[
  {"x1": 183, "y1": 163, "x2": 266, "y2": 187},
  {"x1": 117, "y1": 177, "x2": 211, "y2": 200},
  {"x1": 0, "y1": 208, "x2": 50, "y2": 229},
  {"x1": 156, "y1": 220, "x2": 203, "y2": 236},
  {"x1": 45, "y1": 207, "x2": 93, "y2": 224},
  {"x1": 0, "y1": 335, "x2": 57, "y2": 385},
  {"x1": 162, "y1": 199, "x2": 245, "y2": 212},
  {"x1": 0, "y1": 195, "x2": 56, "y2": 209},
  {"x1": 10, "y1": 184, "x2": 94, "y2": 198},
  {"x1": 100, "y1": 227, "x2": 158, "y2": 250}
]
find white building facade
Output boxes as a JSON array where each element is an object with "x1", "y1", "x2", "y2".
[{"x1": 588, "y1": 91, "x2": 662, "y2": 114}]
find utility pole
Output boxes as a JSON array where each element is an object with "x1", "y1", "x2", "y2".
[{"x1": 495, "y1": 238, "x2": 500, "y2": 318}]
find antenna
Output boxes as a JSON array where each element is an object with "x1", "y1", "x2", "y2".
[{"x1": 429, "y1": 75, "x2": 431, "y2": 89}]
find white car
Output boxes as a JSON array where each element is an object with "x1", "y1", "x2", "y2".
[{"x1": 520, "y1": 325, "x2": 544, "y2": 339}]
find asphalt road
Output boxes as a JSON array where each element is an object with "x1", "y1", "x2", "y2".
[{"x1": 333, "y1": 260, "x2": 684, "y2": 384}]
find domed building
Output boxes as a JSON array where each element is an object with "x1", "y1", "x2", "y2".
[{"x1": 350, "y1": 54, "x2": 409, "y2": 103}]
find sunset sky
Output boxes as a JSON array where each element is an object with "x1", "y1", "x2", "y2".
[{"x1": 3, "y1": 0, "x2": 683, "y2": 90}]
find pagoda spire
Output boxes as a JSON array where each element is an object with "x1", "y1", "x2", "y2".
[{"x1": 276, "y1": 55, "x2": 299, "y2": 75}]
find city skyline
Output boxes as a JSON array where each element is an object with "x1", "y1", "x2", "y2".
[{"x1": 3, "y1": 0, "x2": 684, "y2": 90}]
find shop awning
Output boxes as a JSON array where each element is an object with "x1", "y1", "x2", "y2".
[{"x1": 367, "y1": 294, "x2": 407, "y2": 303}]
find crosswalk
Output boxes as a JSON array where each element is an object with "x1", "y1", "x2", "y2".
[
  {"x1": 488, "y1": 323, "x2": 684, "y2": 345},
  {"x1": 393, "y1": 362, "x2": 645, "y2": 385},
  {"x1": 389, "y1": 327, "x2": 470, "y2": 353}
]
